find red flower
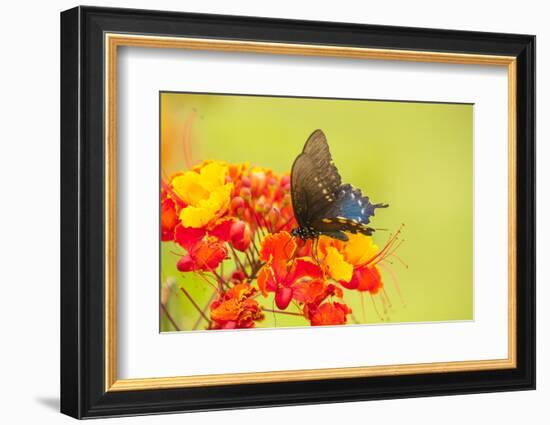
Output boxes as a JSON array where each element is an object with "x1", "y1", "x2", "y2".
[
  {"x1": 210, "y1": 283, "x2": 264, "y2": 329},
  {"x1": 305, "y1": 302, "x2": 352, "y2": 326},
  {"x1": 173, "y1": 217, "x2": 235, "y2": 275},
  {"x1": 257, "y1": 232, "x2": 323, "y2": 310},
  {"x1": 176, "y1": 236, "x2": 227, "y2": 272},
  {"x1": 174, "y1": 223, "x2": 206, "y2": 251},
  {"x1": 341, "y1": 264, "x2": 383, "y2": 294},
  {"x1": 293, "y1": 281, "x2": 343, "y2": 306}
]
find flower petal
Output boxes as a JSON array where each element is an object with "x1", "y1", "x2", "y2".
[
  {"x1": 257, "y1": 264, "x2": 276, "y2": 296},
  {"x1": 347, "y1": 265, "x2": 383, "y2": 293},
  {"x1": 192, "y1": 238, "x2": 227, "y2": 271},
  {"x1": 324, "y1": 247, "x2": 353, "y2": 282},
  {"x1": 286, "y1": 257, "x2": 323, "y2": 285},
  {"x1": 210, "y1": 283, "x2": 264, "y2": 329},
  {"x1": 209, "y1": 217, "x2": 235, "y2": 241},
  {"x1": 171, "y1": 171, "x2": 209, "y2": 206},
  {"x1": 198, "y1": 161, "x2": 228, "y2": 191},
  {"x1": 161, "y1": 198, "x2": 178, "y2": 241},
  {"x1": 344, "y1": 233, "x2": 379, "y2": 266},
  {"x1": 174, "y1": 224, "x2": 206, "y2": 251},
  {"x1": 259, "y1": 231, "x2": 296, "y2": 263},
  {"x1": 308, "y1": 302, "x2": 352, "y2": 326},
  {"x1": 292, "y1": 279, "x2": 326, "y2": 304},
  {"x1": 210, "y1": 298, "x2": 241, "y2": 322},
  {"x1": 179, "y1": 183, "x2": 232, "y2": 228}
]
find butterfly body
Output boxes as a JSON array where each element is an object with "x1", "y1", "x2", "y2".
[{"x1": 290, "y1": 129, "x2": 388, "y2": 243}]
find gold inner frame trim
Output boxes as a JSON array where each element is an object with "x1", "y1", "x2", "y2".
[{"x1": 104, "y1": 33, "x2": 517, "y2": 392}]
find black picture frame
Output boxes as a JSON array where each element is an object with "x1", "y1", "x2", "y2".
[{"x1": 60, "y1": 5, "x2": 535, "y2": 419}]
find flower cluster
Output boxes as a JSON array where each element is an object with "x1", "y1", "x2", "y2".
[{"x1": 161, "y1": 159, "x2": 404, "y2": 331}]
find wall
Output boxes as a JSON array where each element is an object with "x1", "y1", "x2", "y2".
[{"x1": 0, "y1": 1, "x2": 544, "y2": 424}]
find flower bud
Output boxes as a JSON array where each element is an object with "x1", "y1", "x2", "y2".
[
  {"x1": 176, "y1": 255, "x2": 194, "y2": 272},
  {"x1": 241, "y1": 176, "x2": 251, "y2": 188},
  {"x1": 250, "y1": 169, "x2": 266, "y2": 196},
  {"x1": 230, "y1": 269, "x2": 247, "y2": 283},
  {"x1": 267, "y1": 176, "x2": 278, "y2": 191},
  {"x1": 161, "y1": 198, "x2": 178, "y2": 241},
  {"x1": 240, "y1": 187, "x2": 251, "y2": 202},
  {"x1": 254, "y1": 196, "x2": 266, "y2": 213},
  {"x1": 275, "y1": 287, "x2": 293, "y2": 310},
  {"x1": 267, "y1": 208, "x2": 279, "y2": 228},
  {"x1": 230, "y1": 196, "x2": 245, "y2": 214},
  {"x1": 230, "y1": 220, "x2": 252, "y2": 252}
]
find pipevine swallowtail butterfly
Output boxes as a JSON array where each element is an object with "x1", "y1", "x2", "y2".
[{"x1": 290, "y1": 129, "x2": 388, "y2": 243}]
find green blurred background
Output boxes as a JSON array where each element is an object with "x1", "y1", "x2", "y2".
[{"x1": 160, "y1": 92, "x2": 473, "y2": 332}]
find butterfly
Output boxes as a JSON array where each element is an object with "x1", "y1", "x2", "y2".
[{"x1": 290, "y1": 129, "x2": 388, "y2": 243}]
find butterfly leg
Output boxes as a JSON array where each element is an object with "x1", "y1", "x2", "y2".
[{"x1": 312, "y1": 237, "x2": 320, "y2": 266}]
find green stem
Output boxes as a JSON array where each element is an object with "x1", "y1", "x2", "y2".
[
  {"x1": 180, "y1": 286, "x2": 211, "y2": 324},
  {"x1": 160, "y1": 303, "x2": 181, "y2": 331},
  {"x1": 263, "y1": 308, "x2": 303, "y2": 317},
  {"x1": 192, "y1": 290, "x2": 217, "y2": 330}
]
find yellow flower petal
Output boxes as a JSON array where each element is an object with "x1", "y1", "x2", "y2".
[
  {"x1": 344, "y1": 233, "x2": 379, "y2": 265},
  {"x1": 198, "y1": 162, "x2": 228, "y2": 191},
  {"x1": 171, "y1": 172, "x2": 209, "y2": 206},
  {"x1": 179, "y1": 182, "x2": 233, "y2": 228},
  {"x1": 325, "y1": 247, "x2": 353, "y2": 282},
  {"x1": 172, "y1": 161, "x2": 232, "y2": 228}
]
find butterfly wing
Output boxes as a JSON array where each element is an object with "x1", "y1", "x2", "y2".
[
  {"x1": 291, "y1": 130, "x2": 342, "y2": 227},
  {"x1": 301, "y1": 129, "x2": 343, "y2": 199},
  {"x1": 311, "y1": 183, "x2": 388, "y2": 237},
  {"x1": 291, "y1": 129, "x2": 388, "y2": 238},
  {"x1": 322, "y1": 184, "x2": 388, "y2": 228},
  {"x1": 290, "y1": 153, "x2": 312, "y2": 228}
]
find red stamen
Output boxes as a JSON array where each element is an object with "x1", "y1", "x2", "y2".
[
  {"x1": 370, "y1": 293, "x2": 384, "y2": 321},
  {"x1": 389, "y1": 253, "x2": 409, "y2": 269},
  {"x1": 361, "y1": 291, "x2": 367, "y2": 322},
  {"x1": 366, "y1": 224, "x2": 405, "y2": 267},
  {"x1": 378, "y1": 262, "x2": 406, "y2": 307},
  {"x1": 382, "y1": 288, "x2": 393, "y2": 309}
]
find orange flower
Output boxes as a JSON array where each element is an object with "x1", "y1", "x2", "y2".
[
  {"x1": 305, "y1": 302, "x2": 352, "y2": 326},
  {"x1": 257, "y1": 232, "x2": 323, "y2": 309},
  {"x1": 210, "y1": 283, "x2": 264, "y2": 329},
  {"x1": 293, "y1": 281, "x2": 343, "y2": 306}
]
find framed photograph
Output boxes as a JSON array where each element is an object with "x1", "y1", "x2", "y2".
[{"x1": 60, "y1": 6, "x2": 535, "y2": 419}]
